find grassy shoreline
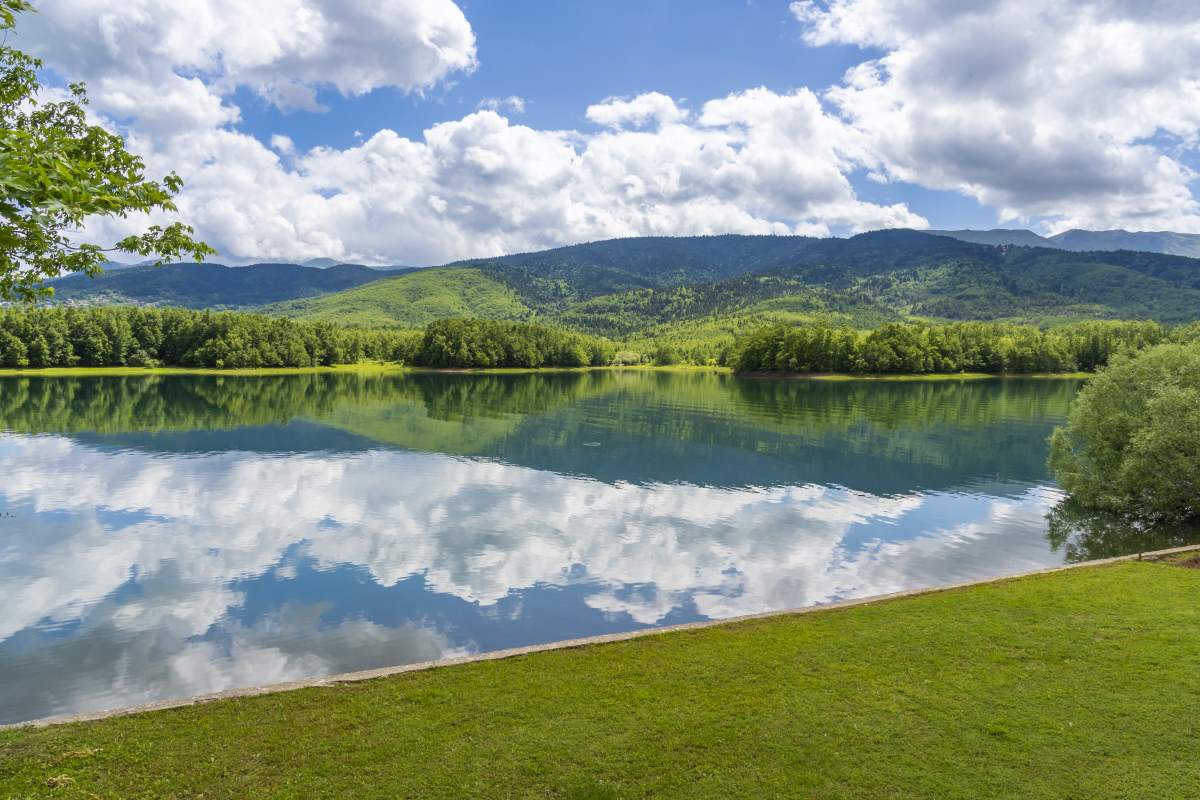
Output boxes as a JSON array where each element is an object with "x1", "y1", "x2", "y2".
[
  {"x1": 0, "y1": 363, "x2": 410, "y2": 377},
  {"x1": 0, "y1": 363, "x2": 1092, "y2": 380},
  {"x1": 2, "y1": 559, "x2": 1197, "y2": 798}
]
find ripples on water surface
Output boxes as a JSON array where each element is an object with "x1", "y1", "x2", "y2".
[{"x1": 0, "y1": 370, "x2": 1117, "y2": 722}]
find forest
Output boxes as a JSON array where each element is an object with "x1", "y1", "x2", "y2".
[
  {"x1": 414, "y1": 318, "x2": 615, "y2": 368},
  {"x1": 728, "y1": 320, "x2": 1181, "y2": 374},
  {"x1": 0, "y1": 307, "x2": 612, "y2": 370},
  {"x1": 0, "y1": 306, "x2": 1194, "y2": 374},
  {"x1": 0, "y1": 306, "x2": 414, "y2": 368}
]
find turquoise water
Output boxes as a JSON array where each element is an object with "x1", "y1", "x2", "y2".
[{"x1": 0, "y1": 371, "x2": 1096, "y2": 723}]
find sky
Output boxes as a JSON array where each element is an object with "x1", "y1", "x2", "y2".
[{"x1": 13, "y1": 0, "x2": 1200, "y2": 265}]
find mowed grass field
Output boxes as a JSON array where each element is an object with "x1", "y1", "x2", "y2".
[{"x1": 2, "y1": 561, "x2": 1198, "y2": 799}]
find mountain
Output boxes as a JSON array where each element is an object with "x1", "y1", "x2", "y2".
[
  {"x1": 301, "y1": 257, "x2": 342, "y2": 268},
  {"x1": 51, "y1": 231, "x2": 1200, "y2": 331},
  {"x1": 931, "y1": 227, "x2": 1200, "y2": 258},
  {"x1": 927, "y1": 229, "x2": 1053, "y2": 248},
  {"x1": 270, "y1": 230, "x2": 1200, "y2": 329},
  {"x1": 1046, "y1": 229, "x2": 1200, "y2": 258},
  {"x1": 48, "y1": 262, "x2": 412, "y2": 308}
]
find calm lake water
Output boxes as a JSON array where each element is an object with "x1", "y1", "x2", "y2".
[{"x1": 0, "y1": 369, "x2": 1136, "y2": 723}]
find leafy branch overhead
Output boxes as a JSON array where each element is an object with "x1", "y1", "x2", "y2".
[{"x1": 0, "y1": 0, "x2": 213, "y2": 301}]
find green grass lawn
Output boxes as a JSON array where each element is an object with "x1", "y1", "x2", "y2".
[{"x1": 2, "y1": 561, "x2": 1198, "y2": 799}]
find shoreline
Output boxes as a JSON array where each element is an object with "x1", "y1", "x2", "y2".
[
  {"x1": 7, "y1": 542, "x2": 1197, "y2": 732},
  {"x1": 0, "y1": 364, "x2": 1093, "y2": 379},
  {"x1": 732, "y1": 370, "x2": 1092, "y2": 381}
]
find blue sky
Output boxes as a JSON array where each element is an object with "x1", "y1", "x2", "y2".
[{"x1": 20, "y1": 0, "x2": 1200, "y2": 264}]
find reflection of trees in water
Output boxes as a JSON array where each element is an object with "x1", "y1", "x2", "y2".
[
  {"x1": 1046, "y1": 499, "x2": 1200, "y2": 563},
  {"x1": 0, "y1": 374, "x2": 376, "y2": 433},
  {"x1": 0, "y1": 372, "x2": 611, "y2": 435},
  {"x1": 0, "y1": 372, "x2": 1082, "y2": 488},
  {"x1": 733, "y1": 377, "x2": 1079, "y2": 431},
  {"x1": 0, "y1": 371, "x2": 1079, "y2": 436}
]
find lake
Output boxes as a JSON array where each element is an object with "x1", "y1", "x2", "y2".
[{"x1": 0, "y1": 370, "x2": 1134, "y2": 724}]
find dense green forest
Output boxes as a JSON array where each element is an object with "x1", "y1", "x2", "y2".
[
  {"x1": 729, "y1": 320, "x2": 1176, "y2": 375},
  {"x1": 0, "y1": 307, "x2": 414, "y2": 368},
  {"x1": 2, "y1": 306, "x2": 1195, "y2": 373},
  {"x1": 414, "y1": 319, "x2": 614, "y2": 368},
  {"x1": 0, "y1": 308, "x2": 610, "y2": 370}
]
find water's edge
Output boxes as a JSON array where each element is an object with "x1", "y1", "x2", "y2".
[{"x1": 9, "y1": 543, "x2": 1196, "y2": 732}]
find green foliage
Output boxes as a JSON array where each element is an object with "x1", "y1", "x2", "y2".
[
  {"x1": 1049, "y1": 342, "x2": 1200, "y2": 523},
  {"x1": 730, "y1": 320, "x2": 1166, "y2": 375},
  {"x1": 414, "y1": 318, "x2": 614, "y2": 368},
  {"x1": 267, "y1": 268, "x2": 530, "y2": 327},
  {"x1": 0, "y1": 3, "x2": 212, "y2": 300},
  {"x1": 0, "y1": 306, "x2": 417, "y2": 368}
]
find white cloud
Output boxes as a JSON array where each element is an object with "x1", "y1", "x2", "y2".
[
  {"x1": 80, "y1": 94, "x2": 925, "y2": 265},
  {"x1": 477, "y1": 95, "x2": 527, "y2": 114},
  {"x1": 269, "y1": 134, "x2": 295, "y2": 155},
  {"x1": 792, "y1": 0, "x2": 1200, "y2": 232},
  {"x1": 586, "y1": 92, "x2": 688, "y2": 129},
  {"x1": 21, "y1": 0, "x2": 477, "y2": 118}
]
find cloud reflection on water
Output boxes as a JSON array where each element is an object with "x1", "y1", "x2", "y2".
[{"x1": 0, "y1": 433, "x2": 1063, "y2": 722}]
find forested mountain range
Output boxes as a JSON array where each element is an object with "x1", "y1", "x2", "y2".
[
  {"x1": 43, "y1": 231, "x2": 1200, "y2": 336},
  {"x1": 930, "y1": 227, "x2": 1200, "y2": 258},
  {"x1": 48, "y1": 262, "x2": 414, "y2": 308}
]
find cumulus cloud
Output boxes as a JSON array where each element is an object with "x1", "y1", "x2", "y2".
[
  {"x1": 792, "y1": 0, "x2": 1200, "y2": 232},
  {"x1": 16, "y1": 2, "x2": 925, "y2": 265},
  {"x1": 586, "y1": 92, "x2": 688, "y2": 128},
  {"x1": 79, "y1": 93, "x2": 925, "y2": 265},
  {"x1": 20, "y1": 0, "x2": 477, "y2": 118}
]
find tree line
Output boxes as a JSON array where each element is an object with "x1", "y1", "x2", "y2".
[
  {"x1": 0, "y1": 306, "x2": 1194, "y2": 374},
  {"x1": 0, "y1": 306, "x2": 415, "y2": 368},
  {"x1": 413, "y1": 318, "x2": 614, "y2": 368},
  {"x1": 0, "y1": 308, "x2": 615, "y2": 370},
  {"x1": 729, "y1": 320, "x2": 1183, "y2": 375}
]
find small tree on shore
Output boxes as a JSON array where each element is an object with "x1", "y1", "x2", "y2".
[{"x1": 1049, "y1": 342, "x2": 1200, "y2": 524}]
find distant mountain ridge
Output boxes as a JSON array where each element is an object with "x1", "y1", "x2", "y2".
[
  {"x1": 49, "y1": 262, "x2": 414, "y2": 308},
  {"x1": 929, "y1": 227, "x2": 1200, "y2": 258}
]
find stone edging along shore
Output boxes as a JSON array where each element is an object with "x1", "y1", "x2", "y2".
[{"x1": 7, "y1": 543, "x2": 1200, "y2": 731}]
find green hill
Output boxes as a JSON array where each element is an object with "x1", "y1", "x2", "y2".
[{"x1": 266, "y1": 267, "x2": 531, "y2": 327}]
